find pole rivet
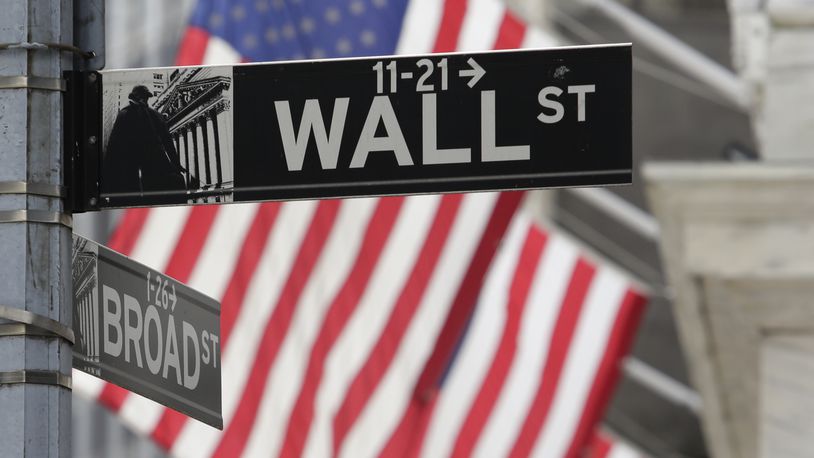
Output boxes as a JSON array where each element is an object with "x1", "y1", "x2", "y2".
[
  {"x1": 88, "y1": 73, "x2": 96, "y2": 83},
  {"x1": 88, "y1": 135, "x2": 96, "y2": 145},
  {"x1": 88, "y1": 197, "x2": 97, "y2": 207}
]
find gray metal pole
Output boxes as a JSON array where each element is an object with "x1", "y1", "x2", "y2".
[{"x1": 0, "y1": 0, "x2": 73, "y2": 456}]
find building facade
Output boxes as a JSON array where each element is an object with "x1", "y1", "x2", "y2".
[{"x1": 153, "y1": 68, "x2": 234, "y2": 203}]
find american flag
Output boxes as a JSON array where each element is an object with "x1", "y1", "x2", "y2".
[{"x1": 74, "y1": 0, "x2": 648, "y2": 456}]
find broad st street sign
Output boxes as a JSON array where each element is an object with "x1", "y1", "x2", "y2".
[
  {"x1": 71, "y1": 234, "x2": 223, "y2": 428},
  {"x1": 67, "y1": 44, "x2": 631, "y2": 211}
]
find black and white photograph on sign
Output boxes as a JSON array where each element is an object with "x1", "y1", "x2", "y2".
[
  {"x1": 72, "y1": 235, "x2": 100, "y2": 377},
  {"x1": 101, "y1": 66, "x2": 234, "y2": 206}
]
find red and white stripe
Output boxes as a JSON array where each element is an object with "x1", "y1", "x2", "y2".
[
  {"x1": 381, "y1": 212, "x2": 646, "y2": 458},
  {"x1": 75, "y1": 1, "x2": 648, "y2": 457}
]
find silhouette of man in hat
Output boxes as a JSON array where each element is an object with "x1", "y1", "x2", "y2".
[{"x1": 103, "y1": 85, "x2": 187, "y2": 198}]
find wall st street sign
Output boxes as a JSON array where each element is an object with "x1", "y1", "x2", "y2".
[
  {"x1": 68, "y1": 44, "x2": 631, "y2": 211},
  {"x1": 72, "y1": 234, "x2": 223, "y2": 428}
]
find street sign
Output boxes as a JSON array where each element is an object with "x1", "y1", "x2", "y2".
[
  {"x1": 69, "y1": 44, "x2": 631, "y2": 211},
  {"x1": 71, "y1": 234, "x2": 223, "y2": 429}
]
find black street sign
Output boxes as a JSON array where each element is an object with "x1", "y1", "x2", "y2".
[
  {"x1": 69, "y1": 44, "x2": 631, "y2": 211},
  {"x1": 71, "y1": 234, "x2": 222, "y2": 429}
]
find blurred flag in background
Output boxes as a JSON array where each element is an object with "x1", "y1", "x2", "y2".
[{"x1": 75, "y1": 0, "x2": 647, "y2": 456}]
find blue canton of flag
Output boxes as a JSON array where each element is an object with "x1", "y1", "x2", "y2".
[{"x1": 187, "y1": 0, "x2": 409, "y2": 61}]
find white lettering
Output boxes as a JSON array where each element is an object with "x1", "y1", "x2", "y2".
[
  {"x1": 182, "y1": 321, "x2": 201, "y2": 390},
  {"x1": 537, "y1": 86, "x2": 564, "y2": 124},
  {"x1": 568, "y1": 84, "x2": 595, "y2": 122},
  {"x1": 481, "y1": 90, "x2": 530, "y2": 162},
  {"x1": 350, "y1": 95, "x2": 412, "y2": 168},
  {"x1": 100, "y1": 283, "x2": 219, "y2": 388},
  {"x1": 162, "y1": 315, "x2": 182, "y2": 385},
  {"x1": 201, "y1": 330, "x2": 211, "y2": 366},
  {"x1": 275, "y1": 98, "x2": 349, "y2": 171},
  {"x1": 102, "y1": 285, "x2": 123, "y2": 357},
  {"x1": 422, "y1": 93, "x2": 471, "y2": 165},
  {"x1": 143, "y1": 305, "x2": 163, "y2": 375},
  {"x1": 209, "y1": 334, "x2": 220, "y2": 369},
  {"x1": 123, "y1": 294, "x2": 144, "y2": 368}
]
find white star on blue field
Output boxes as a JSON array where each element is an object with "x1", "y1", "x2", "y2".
[{"x1": 189, "y1": 0, "x2": 408, "y2": 61}]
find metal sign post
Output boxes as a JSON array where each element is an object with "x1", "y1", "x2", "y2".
[
  {"x1": 73, "y1": 0, "x2": 105, "y2": 71},
  {"x1": 72, "y1": 234, "x2": 223, "y2": 429},
  {"x1": 68, "y1": 44, "x2": 632, "y2": 212},
  {"x1": 0, "y1": 1, "x2": 73, "y2": 456}
]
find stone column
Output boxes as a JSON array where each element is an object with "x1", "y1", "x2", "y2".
[
  {"x1": 182, "y1": 128, "x2": 192, "y2": 186},
  {"x1": 174, "y1": 135, "x2": 181, "y2": 164},
  {"x1": 210, "y1": 111, "x2": 223, "y2": 186},
  {"x1": 645, "y1": 162, "x2": 814, "y2": 458},
  {"x1": 190, "y1": 123, "x2": 201, "y2": 185},
  {"x1": 200, "y1": 115, "x2": 212, "y2": 185},
  {"x1": 727, "y1": 0, "x2": 814, "y2": 160}
]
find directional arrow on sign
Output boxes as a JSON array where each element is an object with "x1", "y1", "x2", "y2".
[{"x1": 459, "y1": 58, "x2": 485, "y2": 88}]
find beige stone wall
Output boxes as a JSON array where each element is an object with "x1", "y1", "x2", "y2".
[
  {"x1": 645, "y1": 162, "x2": 814, "y2": 458},
  {"x1": 727, "y1": 0, "x2": 814, "y2": 160},
  {"x1": 761, "y1": 334, "x2": 814, "y2": 458}
]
